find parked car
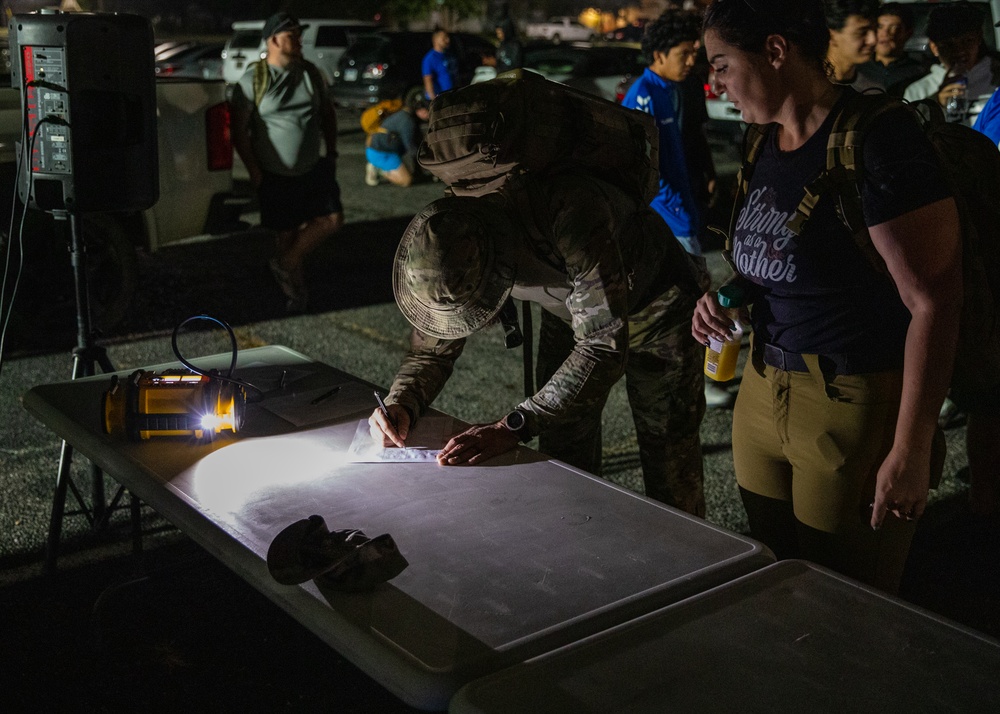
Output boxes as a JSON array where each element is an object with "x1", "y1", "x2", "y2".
[
  {"x1": 0, "y1": 30, "x2": 244, "y2": 339},
  {"x1": 331, "y1": 31, "x2": 496, "y2": 108},
  {"x1": 604, "y1": 20, "x2": 648, "y2": 43},
  {"x1": 155, "y1": 42, "x2": 224, "y2": 80},
  {"x1": 524, "y1": 16, "x2": 596, "y2": 44},
  {"x1": 221, "y1": 21, "x2": 265, "y2": 83},
  {"x1": 222, "y1": 18, "x2": 378, "y2": 85},
  {"x1": 521, "y1": 42, "x2": 645, "y2": 102}
]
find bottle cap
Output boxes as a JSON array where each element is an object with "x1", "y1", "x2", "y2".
[{"x1": 717, "y1": 283, "x2": 744, "y2": 309}]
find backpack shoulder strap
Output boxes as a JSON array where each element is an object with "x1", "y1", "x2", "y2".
[
  {"x1": 302, "y1": 60, "x2": 328, "y2": 101},
  {"x1": 253, "y1": 60, "x2": 327, "y2": 108},
  {"x1": 785, "y1": 91, "x2": 900, "y2": 237},
  {"x1": 719, "y1": 122, "x2": 772, "y2": 270},
  {"x1": 252, "y1": 60, "x2": 269, "y2": 108}
]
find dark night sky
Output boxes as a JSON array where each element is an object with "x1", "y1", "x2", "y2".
[{"x1": 3, "y1": 2, "x2": 386, "y2": 34}]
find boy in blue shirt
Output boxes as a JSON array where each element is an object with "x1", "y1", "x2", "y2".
[{"x1": 621, "y1": 13, "x2": 703, "y2": 257}]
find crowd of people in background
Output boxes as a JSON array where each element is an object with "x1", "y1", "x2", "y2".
[{"x1": 233, "y1": 2, "x2": 999, "y2": 596}]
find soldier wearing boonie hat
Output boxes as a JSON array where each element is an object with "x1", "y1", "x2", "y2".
[
  {"x1": 370, "y1": 174, "x2": 709, "y2": 518},
  {"x1": 394, "y1": 197, "x2": 516, "y2": 339}
]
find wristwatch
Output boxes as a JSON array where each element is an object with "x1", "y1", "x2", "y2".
[{"x1": 502, "y1": 409, "x2": 531, "y2": 442}]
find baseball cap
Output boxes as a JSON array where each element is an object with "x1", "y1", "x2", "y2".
[
  {"x1": 262, "y1": 12, "x2": 308, "y2": 40},
  {"x1": 393, "y1": 196, "x2": 516, "y2": 340}
]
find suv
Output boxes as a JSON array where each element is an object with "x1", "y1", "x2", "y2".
[
  {"x1": 221, "y1": 18, "x2": 378, "y2": 85},
  {"x1": 331, "y1": 31, "x2": 496, "y2": 108},
  {"x1": 522, "y1": 42, "x2": 645, "y2": 102},
  {"x1": 524, "y1": 17, "x2": 597, "y2": 44}
]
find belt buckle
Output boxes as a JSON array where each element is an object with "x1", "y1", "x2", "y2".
[{"x1": 765, "y1": 343, "x2": 788, "y2": 371}]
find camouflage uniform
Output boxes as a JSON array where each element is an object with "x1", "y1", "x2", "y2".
[{"x1": 388, "y1": 172, "x2": 707, "y2": 515}]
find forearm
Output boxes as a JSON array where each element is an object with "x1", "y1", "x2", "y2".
[
  {"x1": 386, "y1": 330, "x2": 466, "y2": 421},
  {"x1": 232, "y1": 131, "x2": 262, "y2": 182},
  {"x1": 519, "y1": 320, "x2": 627, "y2": 436},
  {"x1": 892, "y1": 301, "x2": 960, "y2": 462}
]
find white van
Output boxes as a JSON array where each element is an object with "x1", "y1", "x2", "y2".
[{"x1": 221, "y1": 18, "x2": 377, "y2": 85}]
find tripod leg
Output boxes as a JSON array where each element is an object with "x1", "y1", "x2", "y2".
[
  {"x1": 91, "y1": 461, "x2": 107, "y2": 530},
  {"x1": 45, "y1": 212, "x2": 119, "y2": 570},
  {"x1": 45, "y1": 439, "x2": 75, "y2": 574}
]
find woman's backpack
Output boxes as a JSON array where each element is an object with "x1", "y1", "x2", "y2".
[{"x1": 727, "y1": 90, "x2": 1000, "y2": 393}]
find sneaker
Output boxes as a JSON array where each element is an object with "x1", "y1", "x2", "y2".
[
  {"x1": 938, "y1": 397, "x2": 966, "y2": 429},
  {"x1": 364, "y1": 162, "x2": 379, "y2": 187},
  {"x1": 704, "y1": 380, "x2": 736, "y2": 409}
]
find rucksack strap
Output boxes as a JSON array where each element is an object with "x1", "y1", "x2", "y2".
[
  {"x1": 721, "y1": 121, "x2": 771, "y2": 271},
  {"x1": 252, "y1": 59, "x2": 327, "y2": 108},
  {"x1": 252, "y1": 60, "x2": 269, "y2": 107},
  {"x1": 787, "y1": 91, "x2": 900, "y2": 237}
]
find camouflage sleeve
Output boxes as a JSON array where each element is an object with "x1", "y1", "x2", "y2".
[
  {"x1": 518, "y1": 180, "x2": 630, "y2": 436},
  {"x1": 387, "y1": 329, "x2": 467, "y2": 422}
]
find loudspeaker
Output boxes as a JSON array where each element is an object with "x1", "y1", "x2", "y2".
[{"x1": 10, "y1": 12, "x2": 159, "y2": 213}]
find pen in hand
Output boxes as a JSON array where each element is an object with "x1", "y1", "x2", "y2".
[{"x1": 374, "y1": 390, "x2": 396, "y2": 429}]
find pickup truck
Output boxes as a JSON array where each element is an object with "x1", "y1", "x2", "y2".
[
  {"x1": 523, "y1": 17, "x2": 596, "y2": 44},
  {"x1": 0, "y1": 64, "x2": 245, "y2": 343}
]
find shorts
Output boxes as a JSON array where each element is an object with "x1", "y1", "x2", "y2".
[
  {"x1": 365, "y1": 146, "x2": 403, "y2": 172},
  {"x1": 259, "y1": 160, "x2": 342, "y2": 232}
]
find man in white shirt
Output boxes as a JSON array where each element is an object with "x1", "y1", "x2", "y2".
[{"x1": 903, "y1": 2, "x2": 1000, "y2": 124}]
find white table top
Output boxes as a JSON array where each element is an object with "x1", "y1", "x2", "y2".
[{"x1": 24, "y1": 345, "x2": 773, "y2": 710}]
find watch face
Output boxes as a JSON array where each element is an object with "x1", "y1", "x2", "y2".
[{"x1": 505, "y1": 410, "x2": 525, "y2": 431}]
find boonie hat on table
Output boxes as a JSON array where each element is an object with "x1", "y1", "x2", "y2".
[
  {"x1": 262, "y1": 12, "x2": 308, "y2": 40},
  {"x1": 394, "y1": 196, "x2": 515, "y2": 340}
]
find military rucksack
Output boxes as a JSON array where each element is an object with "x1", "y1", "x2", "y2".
[
  {"x1": 726, "y1": 90, "x2": 1000, "y2": 393},
  {"x1": 251, "y1": 59, "x2": 327, "y2": 107},
  {"x1": 416, "y1": 69, "x2": 660, "y2": 202}
]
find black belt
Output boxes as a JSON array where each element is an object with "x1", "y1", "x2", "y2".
[
  {"x1": 759, "y1": 343, "x2": 897, "y2": 375},
  {"x1": 761, "y1": 343, "x2": 810, "y2": 372}
]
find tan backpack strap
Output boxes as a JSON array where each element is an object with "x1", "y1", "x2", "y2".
[
  {"x1": 722, "y1": 122, "x2": 772, "y2": 270},
  {"x1": 252, "y1": 60, "x2": 269, "y2": 108},
  {"x1": 786, "y1": 92, "x2": 900, "y2": 237}
]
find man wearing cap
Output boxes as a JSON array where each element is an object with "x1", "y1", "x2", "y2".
[
  {"x1": 231, "y1": 12, "x2": 343, "y2": 312},
  {"x1": 368, "y1": 174, "x2": 709, "y2": 516}
]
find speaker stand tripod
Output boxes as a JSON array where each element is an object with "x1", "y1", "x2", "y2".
[{"x1": 44, "y1": 210, "x2": 129, "y2": 573}]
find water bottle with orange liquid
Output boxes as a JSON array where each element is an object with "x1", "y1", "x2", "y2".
[{"x1": 704, "y1": 284, "x2": 746, "y2": 382}]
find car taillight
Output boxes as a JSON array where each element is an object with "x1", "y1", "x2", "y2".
[
  {"x1": 704, "y1": 82, "x2": 719, "y2": 100},
  {"x1": 362, "y1": 62, "x2": 387, "y2": 79},
  {"x1": 206, "y1": 101, "x2": 232, "y2": 172}
]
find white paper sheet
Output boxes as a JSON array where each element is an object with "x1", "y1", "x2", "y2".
[{"x1": 346, "y1": 416, "x2": 455, "y2": 463}]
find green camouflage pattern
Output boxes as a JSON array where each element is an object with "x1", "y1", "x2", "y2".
[
  {"x1": 387, "y1": 173, "x2": 705, "y2": 513},
  {"x1": 536, "y1": 289, "x2": 706, "y2": 516}
]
